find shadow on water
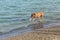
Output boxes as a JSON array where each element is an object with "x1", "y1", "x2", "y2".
[{"x1": 28, "y1": 22, "x2": 44, "y2": 30}]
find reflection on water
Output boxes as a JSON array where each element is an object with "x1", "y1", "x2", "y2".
[
  {"x1": 28, "y1": 22, "x2": 44, "y2": 30},
  {"x1": 33, "y1": 22, "x2": 44, "y2": 30}
]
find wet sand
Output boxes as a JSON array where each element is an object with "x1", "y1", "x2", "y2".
[{"x1": 1, "y1": 25, "x2": 60, "y2": 40}]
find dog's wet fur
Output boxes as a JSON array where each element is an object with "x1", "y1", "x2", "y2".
[{"x1": 31, "y1": 8, "x2": 44, "y2": 23}]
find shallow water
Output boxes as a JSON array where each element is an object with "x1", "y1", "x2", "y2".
[{"x1": 0, "y1": 0, "x2": 60, "y2": 33}]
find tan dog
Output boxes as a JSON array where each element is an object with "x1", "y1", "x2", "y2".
[{"x1": 31, "y1": 8, "x2": 44, "y2": 23}]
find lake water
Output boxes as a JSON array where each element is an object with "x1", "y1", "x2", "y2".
[{"x1": 0, "y1": 0, "x2": 60, "y2": 33}]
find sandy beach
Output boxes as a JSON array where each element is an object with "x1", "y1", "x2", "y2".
[{"x1": 1, "y1": 25, "x2": 60, "y2": 40}]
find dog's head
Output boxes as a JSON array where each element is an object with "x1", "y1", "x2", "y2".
[{"x1": 31, "y1": 13, "x2": 35, "y2": 18}]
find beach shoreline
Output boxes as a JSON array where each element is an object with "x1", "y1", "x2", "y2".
[{"x1": 1, "y1": 22, "x2": 60, "y2": 40}]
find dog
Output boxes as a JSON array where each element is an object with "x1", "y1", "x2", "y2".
[{"x1": 31, "y1": 8, "x2": 44, "y2": 23}]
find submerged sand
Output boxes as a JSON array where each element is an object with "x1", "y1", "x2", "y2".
[{"x1": 1, "y1": 25, "x2": 60, "y2": 40}]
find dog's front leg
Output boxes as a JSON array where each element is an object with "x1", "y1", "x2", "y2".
[{"x1": 31, "y1": 18, "x2": 34, "y2": 24}]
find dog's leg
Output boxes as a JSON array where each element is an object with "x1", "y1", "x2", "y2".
[
  {"x1": 31, "y1": 18, "x2": 34, "y2": 24},
  {"x1": 41, "y1": 16, "x2": 44, "y2": 20},
  {"x1": 38, "y1": 16, "x2": 43, "y2": 22},
  {"x1": 38, "y1": 17, "x2": 41, "y2": 22}
]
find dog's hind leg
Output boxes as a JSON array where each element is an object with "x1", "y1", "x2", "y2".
[
  {"x1": 38, "y1": 17, "x2": 41, "y2": 22},
  {"x1": 38, "y1": 16, "x2": 43, "y2": 22}
]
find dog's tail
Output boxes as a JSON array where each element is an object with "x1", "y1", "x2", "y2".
[{"x1": 41, "y1": 7, "x2": 44, "y2": 12}]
